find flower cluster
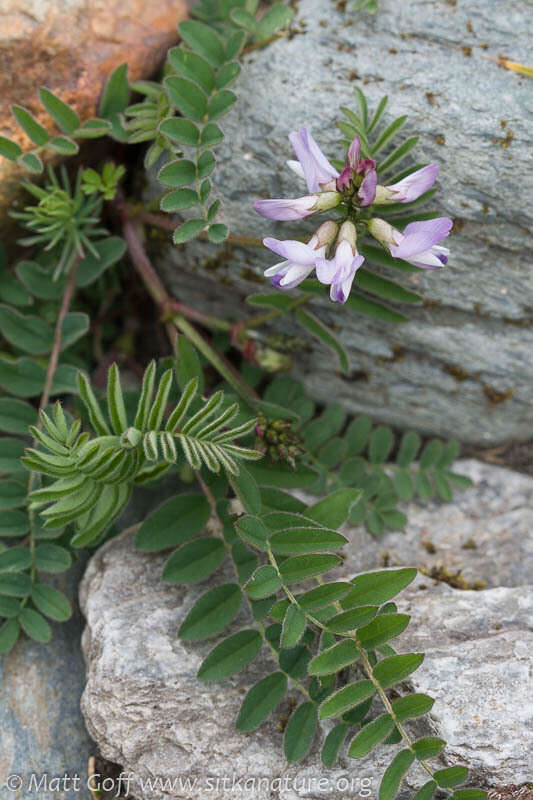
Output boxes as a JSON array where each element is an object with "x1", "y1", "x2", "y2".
[{"x1": 253, "y1": 127, "x2": 452, "y2": 303}]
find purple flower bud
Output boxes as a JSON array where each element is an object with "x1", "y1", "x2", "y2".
[
  {"x1": 263, "y1": 234, "x2": 326, "y2": 290},
  {"x1": 288, "y1": 127, "x2": 339, "y2": 192},
  {"x1": 315, "y1": 221, "x2": 364, "y2": 303},
  {"x1": 374, "y1": 164, "x2": 440, "y2": 205},
  {"x1": 368, "y1": 216, "x2": 452, "y2": 269}
]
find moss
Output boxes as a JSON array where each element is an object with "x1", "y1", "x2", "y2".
[
  {"x1": 443, "y1": 364, "x2": 470, "y2": 381},
  {"x1": 493, "y1": 129, "x2": 514, "y2": 149},
  {"x1": 240, "y1": 267, "x2": 264, "y2": 284},
  {"x1": 483, "y1": 385, "x2": 514, "y2": 406},
  {"x1": 462, "y1": 538, "x2": 478, "y2": 550},
  {"x1": 378, "y1": 344, "x2": 405, "y2": 364},
  {"x1": 462, "y1": 46, "x2": 472, "y2": 57},
  {"x1": 419, "y1": 565, "x2": 486, "y2": 591}
]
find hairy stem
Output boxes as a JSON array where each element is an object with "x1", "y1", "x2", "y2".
[
  {"x1": 116, "y1": 193, "x2": 259, "y2": 406},
  {"x1": 39, "y1": 258, "x2": 79, "y2": 414},
  {"x1": 267, "y1": 553, "x2": 438, "y2": 782},
  {"x1": 195, "y1": 471, "x2": 311, "y2": 700},
  {"x1": 26, "y1": 258, "x2": 80, "y2": 589},
  {"x1": 129, "y1": 208, "x2": 263, "y2": 248}
]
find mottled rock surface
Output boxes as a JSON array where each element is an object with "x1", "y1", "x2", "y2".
[
  {"x1": 0, "y1": 0, "x2": 186, "y2": 234},
  {"x1": 153, "y1": 0, "x2": 533, "y2": 445},
  {"x1": 80, "y1": 460, "x2": 533, "y2": 799},
  {"x1": 0, "y1": 560, "x2": 93, "y2": 800}
]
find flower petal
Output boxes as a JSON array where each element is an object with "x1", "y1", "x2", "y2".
[
  {"x1": 390, "y1": 217, "x2": 452, "y2": 258},
  {"x1": 263, "y1": 237, "x2": 317, "y2": 264},
  {"x1": 289, "y1": 127, "x2": 339, "y2": 192},
  {"x1": 315, "y1": 257, "x2": 339, "y2": 284},
  {"x1": 386, "y1": 163, "x2": 439, "y2": 203},
  {"x1": 357, "y1": 168, "x2": 378, "y2": 206},
  {"x1": 253, "y1": 196, "x2": 316, "y2": 221}
]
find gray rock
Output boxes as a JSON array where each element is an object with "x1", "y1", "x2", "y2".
[
  {"x1": 152, "y1": 0, "x2": 533, "y2": 445},
  {"x1": 0, "y1": 560, "x2": 94, "y2": 800},
  {"x1": 79, "y1": 459, "x2": 533, "y2": 798},
  {"x1": 334, "y1": 459, "x2": 533, "y2": 589}
]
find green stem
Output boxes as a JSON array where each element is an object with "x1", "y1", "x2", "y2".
[
  {"x1": 266, "y1": 549, "x2": 439, "y2": 784},
  {"x1": 242, "y1": 293, "x2": 314, "y2": 331},
  {"x1": 129, "y1": 208, "x2": 264, "y2": 248},
  {"x1": 195, "y1": 472, "x2": 311, "y2": 701},
  {"x1": 25, "y1": 258, "x2": 80, "y2": 590},
  {"x1": 173, "y1": 313, "x2": 259, "y2": 410}
]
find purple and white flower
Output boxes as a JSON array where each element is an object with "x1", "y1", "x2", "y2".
[
  {"x1": 315, "y1": 221, "x2": 364, "y2": 303},
  {"x1": 368, "y1": 216, "x2": 452, "y2": 269},
  {"x1": 253, "y1": 191, "x2": 341, "y2": 221},
  {"x1": 287, "y1": 127, "x2": 339, "y2": 192},
  {"x1": 263, "y1": 235, "x2": 326, "y2": 290},
  {"x1": 373, "y1": 164, "x2": 439, "y2": 205}
]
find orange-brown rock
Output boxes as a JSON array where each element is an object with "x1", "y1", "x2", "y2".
[{"x1": 0, "y1": 0, "x2": 187, "y2": 238}]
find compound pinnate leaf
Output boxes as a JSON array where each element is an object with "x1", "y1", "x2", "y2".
[
  {"x1": 159, "y1": 117, "x2": 200, "y2": 145},
  {"x1": 158, "y1": 159, "x2": 196, "y2": 188},
  {"x1": 392, "y1": 693, "x2": 434, "y2": 722},
  {"x1": 136, "y1": 494, "x2": 210, "y2": 552},
  {"x1": 179, "y1": 583, "x2": 241, "y2": 640},
  {"x1": 305, "y1": 488, "x2": 361, "y2": 528},
  {"x1": 38, "y1": 88, "x2": 80, "y2": 132},
  {"x1": 163, "y1": 538, "x2": 225, "y2": 584},
  {"x1": 322, "y1": 723, "x2": 349, "y2": 767},
  {"x1": 245, "y1": 565, "x2": 281, "y2": 599},
  {"x1": 279, "y1": 554, "x2": 341, "y2": 583},
  {"x1": 369, "y1": 425, "x2": 394, "y2": 463},
  {"x1": 345, "y1": 568, "x2": 417, "y2": 606},
  {"x1": 236, "y1": 671, "x2": 287, "y2": 732},
  {"x1": 19, "y1": 607, "x2": 52, "y2": 643},
  {"x1": 0, "y1": 481, "x2": 27, "y2": 510},
  {"x1": 269, "y1": 528, "x2": 347, "y2": 555},
  {"x1": 412, "y1": 737, "x2": 446, "y2": 761},
  {"x1": 31, "y1": 583, "x2": 72, "y2": 621},
  {"x1": 179, "y1": 20, "x2": 226, "y2": 67},
  {"x1": 284, "y1": 701, "x2": 318, "y2": 763},
  {"x1": 0, "y1": 547, "x2": 31, "y2": 573},
  {"x1": 165, "y1": 77, "x2": 207, "y2": 122},
  {"x1": 173, "y1": 219, "x2": 206, "y2": 244},
  {"x1": 309, "y1": 639, "x2": 360, "y2": 676},
  {"x1": 433, "y1": 768, "x2": 468, "y2": 788},
  {"x1": 281, "y1": 604, "x2": 306, "y2": 648},
  {"x1": 349, "y1": 714, "x2": 394, "y2": 758},
  {"x1": 229, "y1": 465, "x2": 261, "y2": 516},
  {"x1": 34, "y1": 544, "x2": 71, "y2": 573},
  {"x1": 0, "y1": 619, "x2": 20, "y2": 653},
  {"x1": 413, "y1": 780, "x2": 438, "y2": 800},
  {"x1": 373, "y1": 653, "x2": 424, "y2": 688},
  {"x1": 198, "y1": 629, "x2": 262, "y2": 681},
  {"x1": 356, "y1": 613, "x2": 410, "y2": 650},
  {"x1": 319, "y1": 680, "x2": 375, "y2": 719},
  {"x1": 379, "y1": 749, "x2": 415, "y2": 800}
]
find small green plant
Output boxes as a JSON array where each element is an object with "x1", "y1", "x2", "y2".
[{"x1": 0, "y1": 11, "x2": 487, "y2": 797}]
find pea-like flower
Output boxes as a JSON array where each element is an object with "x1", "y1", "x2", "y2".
[
  {"x1": 315, "y1": 221, "x2": 364, "y2": 303},
  {"x1": 263, "y1": 221, "x2": 338, "y2": 289},
  {"x1": 287, "y1": 127, "x2": 339, "y2": 192},
  {"x1": 373, "y1": 164, "x2": 439, "y2": 205},
  {"x1": 368, "y1": 217, "x2": 452, "y2": 269},
  {"x1": 253, "y1": 191, "x2": 341, "y2": 221}
]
